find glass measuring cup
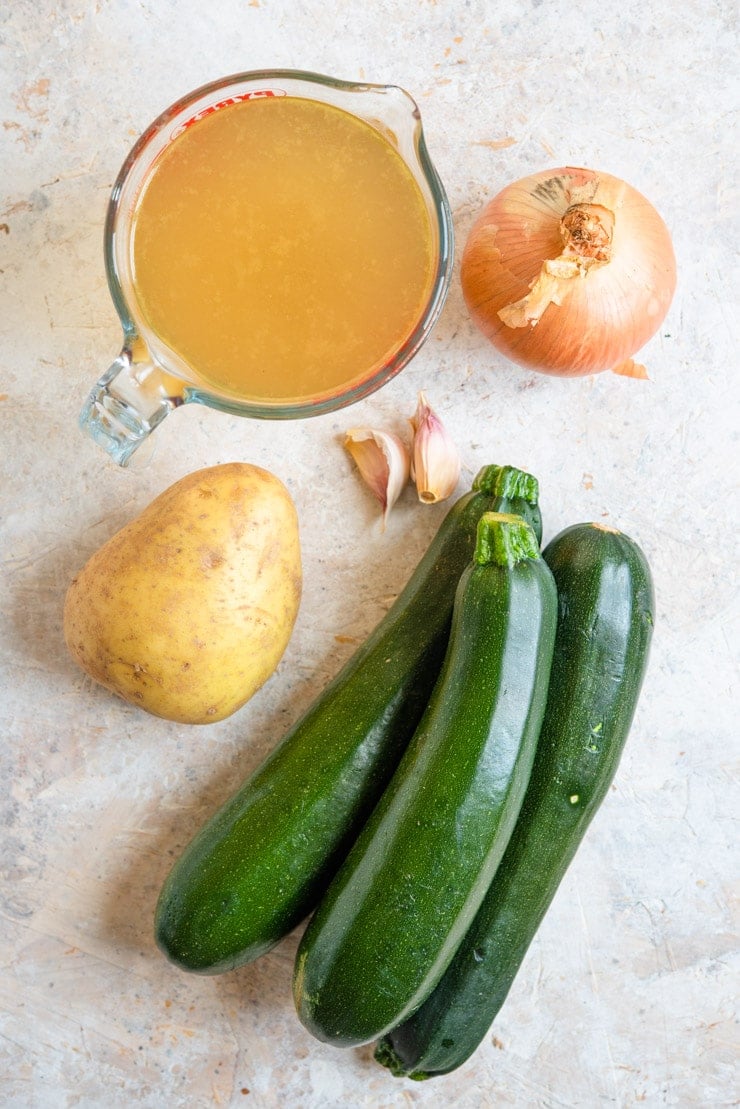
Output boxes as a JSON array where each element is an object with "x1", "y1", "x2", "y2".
[{"x1": 80, "y1": 69, "x2": 454, "y2": 465}]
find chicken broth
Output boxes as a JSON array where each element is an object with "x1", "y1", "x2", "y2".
[{"x1": 130, "y1": 95, "x2": 436, "y2": 404}]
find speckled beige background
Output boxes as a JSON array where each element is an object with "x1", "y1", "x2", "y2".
[{"x1": 1, "y1": 2, "x2": 738, "y2": 1106}]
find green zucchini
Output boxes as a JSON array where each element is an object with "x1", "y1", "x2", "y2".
[
  {"x1": 293, "y1": 513, "x2": 557, "y2": 1047},
  {"x1": 376, "y1": 522, "x2": 655, "y2": 1079},
  {"x1": 154, "y1": 465, "x2": 542, "y2": 974}
]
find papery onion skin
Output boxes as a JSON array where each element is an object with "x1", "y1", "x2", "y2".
[{"x1": 460, "y1": 166, "x2": 677, "y2": 377}]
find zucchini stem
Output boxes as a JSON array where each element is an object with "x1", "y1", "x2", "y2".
[
  {"x1": 474, "y1": 512, "x2": 540, "y2": 567},
  {"x1": 472, "y1": 464, "x2": 539, "y2": 505}
]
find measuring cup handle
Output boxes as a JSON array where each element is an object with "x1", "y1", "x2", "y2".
[{"x1": 79, "y1": 348, "x2": 184, "y2": 466}]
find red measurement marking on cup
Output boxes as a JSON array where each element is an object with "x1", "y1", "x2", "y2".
[{"x1": 172, "y1": 89, "x2": 287, "y2": 138}]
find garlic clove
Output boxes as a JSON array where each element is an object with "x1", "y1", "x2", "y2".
[
  {"x1": 344, "y1": 427, "x2": 411, "y2": 526},
  {"x1": 410, "y1": 392, "x2": 461, "y2": 505}
]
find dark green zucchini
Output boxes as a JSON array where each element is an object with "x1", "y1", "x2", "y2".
[
  {"x1": 154, "y1": 465, "x2": 542, "y2": 974},
  {"x1": 376, "y1": 522, "x2": 654, "y2": 1079},
  {"x1": 293, "y1": 513, "x2": 557, "y2": 1047}
]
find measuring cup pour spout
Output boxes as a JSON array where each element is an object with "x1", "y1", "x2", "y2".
[{"x1": 79, "y1": 345, "x2": 182, "y2": 466}]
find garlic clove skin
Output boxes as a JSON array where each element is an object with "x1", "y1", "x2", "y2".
[
  {"x1": 344, "y1": 427, "x2": 411, "y2": 526},
  {"x1": 410, "y1": 392, "x2": 461, "y2": 505}
]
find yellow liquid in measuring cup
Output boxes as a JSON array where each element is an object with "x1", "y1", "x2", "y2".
[{"x1": 130, "y1": 95, "x2": 436, "y2": 404}]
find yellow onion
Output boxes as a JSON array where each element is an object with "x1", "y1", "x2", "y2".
[{"x1": 460, "y1": 166, "x2": 676, "y2": 377}]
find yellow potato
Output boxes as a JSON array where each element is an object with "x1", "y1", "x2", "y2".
[{"x1": 64, "y1": 463, "x2": 301, "y2": 724}]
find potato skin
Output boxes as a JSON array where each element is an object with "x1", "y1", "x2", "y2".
[{"x1": 63, "y1": 463, "x2": 301, "y2": 724}]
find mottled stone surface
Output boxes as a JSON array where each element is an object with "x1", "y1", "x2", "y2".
[{"x1": 1, "y1": 1, "x2": 737, "y2": 1106}]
